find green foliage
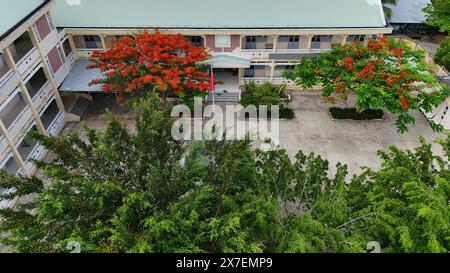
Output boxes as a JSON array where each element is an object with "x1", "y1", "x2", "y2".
[
  {"x1": 1, "y1": 95, "x2": 449, "y2": 253},
  {"x1": 348, "y1": 137, "x2": 450, "y2": 252},
  {"x1": 423, "y1": 0, "x2": 450, "y2": 33},
  {"x1": 241, "y1": 81, "x2": 295, "y2": 120},
  {"x1": 435, "y1": 37, "x2": 450, "y2": 71},
  {"x1": 329, "y1": 108, "x2": 384, "y2": 120},
  {"x1": 283, "y1": 37, "x2": 450, "y2": 133},
  {"x1": 382, "y1": 0, "x2": 397, "y2": 20}
]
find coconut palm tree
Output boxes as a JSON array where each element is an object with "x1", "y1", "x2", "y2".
[{"x1": 382, "y1": 0, "x2": 397, "y2": 20}]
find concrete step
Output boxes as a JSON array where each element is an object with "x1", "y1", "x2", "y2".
[
  {"x1": 208, "y1": 92, "x2": 240, "y2": 102},
  {"x1": 70, "y1": 97, "x2": 90, "y2": 118}
]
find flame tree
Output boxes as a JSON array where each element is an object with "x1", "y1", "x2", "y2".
[
  {"x1": 283, "y1": 37, "x2": 450, "y2": 133},
  {"x1": 88, "y1": 30, "x2": 211, "y2": 102}
]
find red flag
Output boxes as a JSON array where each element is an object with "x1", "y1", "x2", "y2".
[{"x1": 210, "y1": 68, "x2": 215, "y2": 92}]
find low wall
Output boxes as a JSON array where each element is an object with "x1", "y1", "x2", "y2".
[{"x1": 393, "y1": 36, "x2": 449, "y2": 77}]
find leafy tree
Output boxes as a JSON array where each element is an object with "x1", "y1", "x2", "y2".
[
  {"x1": 382, "y1": 0, "x2": 397, "y2": 21},
  {"x1": 283, "y1": 37, "x2": 450, "y2": 133},
  {"x1": 423, "y1": 0, "x2": 450, "y2": 33},
  {"x1": 1, "y1": 95, "x2": 449, "y2": 253},
  {"x1": 435, "y1": 37, "x2": 450, "y2": 71},
  {"x1": 241, "y1": 81, "x2": 294, "y2": 119},
  {"x1": 347, "y1": 136, "x2": 450, "y2": 253},
  {"x1": 88, "y1": 30, "x2": 211, "y2": 102}
]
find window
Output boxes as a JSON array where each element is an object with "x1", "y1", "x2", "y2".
[
  {"x1": 284, "y1": 65, "x2": 296, "y2": 71},
  {"x1": 83, "y1": 35, "x2": 101, "y2": 49},
  {"x1": 289, "y1": 36, "x2": 300, "y2": 43},
  {"x1": 244, "y1": 36, "x2": 257, "y2": 49},
  {"x1": 215, "y1": 35, "x2": 231, "y2": 48},
  {"x1": 244, "y1": 66, "x2": 255, "y2": 77},
  {"x1": 25, "y1": 67, "x2": 48, "y2": 98},
  {"x1": 246, "y1": 36, "x2": 257, "y2": 43},
  {"x1": 62, "y1": 39, "x2": 73, "y2": 57},
  {"x1": 186, "y1": 36, "x2": 203, "y2": 47},
  {"x1": 347, "y1": 35, "x2": 366, "y2": 43},
  {"x1": 288, "y1": 36, "x2": 300, "y2": 49},
  {"x1": 311, "y1": 35, "x2": 332, "y2": 49}
]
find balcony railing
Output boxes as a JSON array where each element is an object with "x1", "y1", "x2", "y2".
[
  {"x1": 0, "y1": 135, "x2": 9, "y2": 160},
  {"x1": 7, "y1": 106, "x2": 33, "y2": 142},
  {"x1": 32, "y1": 81, "x2": 53, "y2": 111},
  {"x1": 9, "y1": 32, "x2": 35, "y2": 62},
  {"x1": 0, "y1": 70, "x2": 19, "y2": 105},
  {"x1": 76, "y1": 48, "x2": 103, "y2": 59},
  {"x1": 0, "y1": 154, "x2": 20, "y2": 176},
  {"x1": 0, "y1": 68, "x2": 14, "y2": 88},
  {"x1": 46, "y1": 111, "x2": 64, "y2": 136},
  {"x1": 17, "y1": 133, "x2": 38, "y2": 161},
  {"x1": 15, "y1": 47, "x2": 40, "y2": 75},
  {"x1": 0, "y1": 55, "x2": 12, "y2": 80},
  {"x1": 24, "y1": 144, "x2": 45, "y2": 174}
]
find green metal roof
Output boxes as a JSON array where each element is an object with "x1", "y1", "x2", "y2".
[
  {"x1": 0, "y1": 0, "x2": 47, "y2": 38},
  {"x1": 51, "y1": 0, "x2": 387, "y2": 29}
]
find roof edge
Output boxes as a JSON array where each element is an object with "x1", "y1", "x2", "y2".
[{"x1": 0, "y1": 0, "x2": 52, "y2": 42}]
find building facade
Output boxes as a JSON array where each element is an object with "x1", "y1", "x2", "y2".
[
  {"x1": 0, "y1": 0, "x2": 393, "y2": 179},
  {"x1": 0, "y1": 0, "x2": 79, "y2": 183}
]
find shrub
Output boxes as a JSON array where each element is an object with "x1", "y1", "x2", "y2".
[
  {"x1": 241, "y1": 81, "x2": 295, "y2": 120},
  {"x1": 435, "y1": 37, "x2": 450, "y2": 72},
  {"x1": 329, "y1": 107, "x2": 384, "y2": 120}
]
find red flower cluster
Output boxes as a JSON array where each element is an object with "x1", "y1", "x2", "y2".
[
  {"x1": 343, "y1": 57, "x2": 354, "y2": 72},
  {"x1": 88, "y1": 30, "x2": 211, "y2": 99},
  {"x1": 390, "y1": 48, "x2": 404, "y2": 58},
  {"x1": 358, "y1": 62, "x2": 376, "y2": 78},
  {"x1": 400, "y1": 95, "x2": 409, "y2": 110}
]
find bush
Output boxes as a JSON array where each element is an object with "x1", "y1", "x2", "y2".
[
  {"x1": 241, "y1": 81, "x2": 295, "y2": 120},
  {"x1": 435, "y1": 37, "x2": 450, "y2": 71},
  {"x1": 280, "y1": 106, "x2": 295, "y2": 120},
  {"x1": 329, "y1": 108, "x2": 384, "y2": 120}
]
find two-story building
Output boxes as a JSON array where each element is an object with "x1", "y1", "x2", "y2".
[
  {"x1": 0, "y1": 0, "x2": 79, "y2": 186},
  {"x1": 0, "y1": 0, "x2": 392, "y2": 183},
  {"x1": 53, "y1": 0, "x2": 392, "y2": 102}
]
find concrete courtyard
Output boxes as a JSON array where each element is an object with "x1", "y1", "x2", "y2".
[
  {"x1": 65, "y1": 92, "x2": 445, "y2": 178},
  {"x1": 278, "y1": 92, "x2": 444, "y2": 176}
]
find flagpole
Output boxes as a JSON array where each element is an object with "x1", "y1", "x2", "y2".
[{"x1": 211, "y1": 66, "x2": 215, "y2": 114}]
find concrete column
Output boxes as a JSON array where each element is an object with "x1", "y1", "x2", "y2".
[
  {"x1": 270, "y1": 61, "x2": 275, "y2": 83},
  {"x1": 3, "y1": 47, "x2": 18, "y2": 71},
  {"x1": 100, "y1": 35, "x2": 107, "y2": 50},
  {"x1": 0, "y1": 121, "x2": 28, "y2": 176},
  {"x1": 273, "y1": 35, "x2": 279, "y2": 52},
  {"x1": 341, "y1": 35, "x2": 348, "y2": 46},
  {"x1": 306, "y1": 35, "x2": 313, "y2": 53},
  {"x1": 18, "y1": 81, "x2": 46, "y2": 134},
  {"x1": 67, "y1": 35, "x2": 79, "y2": 59},
  {"x1": 238, "y1": 68, "x2": 243, "y2": 85}
]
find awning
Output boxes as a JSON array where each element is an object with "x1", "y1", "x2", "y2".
[
  {"x1": 202, "y1": 54, "x2": 251, "y2": 69},
  {"x1": 59, "y1": 59, "x2": 103, "y2": 92}
]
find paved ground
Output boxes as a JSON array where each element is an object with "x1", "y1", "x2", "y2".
[
  {"x1": 419, "y1": 41, "x2": 439, "y2": 56},
  {"x1": 64, "y1": 93, "x2": 445, "y2": 177},
  {"x1": 278, "y1": 92, "x2": 444, "y2": 176}
]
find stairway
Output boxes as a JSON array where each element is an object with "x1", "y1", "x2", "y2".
[
  {"x1": 207, "y1": 92, "x2": 240, "y2": 102},
  {"x1": 70, "y1": 97, "x2": 91, "y2": 118}
]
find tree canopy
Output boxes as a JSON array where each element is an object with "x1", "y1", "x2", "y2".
[
  {"x1": 382, "y1": 0, "x2": 397, "y2": 21},
  {"x1": 283, "y1": 37, "x2": 450, "y2": 133},
  {"x1": 1, "y1": 95, "x2": 449, "y2": 253},
  {"x1": 435, "y1": 37, "x2": 450, "y2": 72},
  {"x1": 423, "y1": 0, "x2": 450, "y2": 33},
  {"x1": 88, "y1": 30, "x2": 211, "y2": 102}
]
